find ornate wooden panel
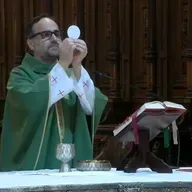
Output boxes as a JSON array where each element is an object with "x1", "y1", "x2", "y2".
[
  {"x1": 156, "y1": 0, "x2": 191, "y2": 122},
  {"x1": 118, "y1": 0, "x2": 131, "y2": 101},
  {"x1": 1, "y1": 0, "x2": 192, "y2": 164},
  {"x1": 156, "y1": 0, "x2": 168, "y2": 100},
  {"x1": 183, "y1": 0, "x2": 192, "y2": 98},
  {"x1": 130, "y1": 0, "x2": 149, "y2": 107},
  {"x1": 0, "y1": 0, "x2": 5, "y2": 99}
]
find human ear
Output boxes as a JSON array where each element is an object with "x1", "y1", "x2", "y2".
[{"x1": 27, "y1": 39, "x2": 34, "y2": 51}]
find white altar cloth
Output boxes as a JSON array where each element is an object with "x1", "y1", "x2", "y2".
[{"x1": 0, "y1": 168, "x2": 192, "y2": 189}]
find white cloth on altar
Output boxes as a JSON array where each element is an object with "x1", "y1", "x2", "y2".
[
  {"x1": 1, "y1": 168, "x2": 192, "y2": 189},
  {"x1": 49, "y1": 63, "x2": 95, "y2": 115}
]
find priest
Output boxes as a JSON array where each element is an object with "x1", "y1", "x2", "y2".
[{"x1": 0, "y1": 14, "x2": 108, "y2": 171}]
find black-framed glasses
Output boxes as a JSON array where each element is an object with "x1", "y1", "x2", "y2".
[{"x1": 28, "y1": 30, "x2": 64, "y2": 40}]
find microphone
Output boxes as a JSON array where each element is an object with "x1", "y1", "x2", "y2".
[{"x1": 93, "y1": 71, "x2": 164, "y2": 101}]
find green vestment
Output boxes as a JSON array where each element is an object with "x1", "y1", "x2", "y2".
[{"x1": 0, "y1": 54, "x2": 108, "y2": 171}]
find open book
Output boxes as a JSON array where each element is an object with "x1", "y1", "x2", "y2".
[{"x1": 113, "y1": 101, "x2": 186, "y2": 144}]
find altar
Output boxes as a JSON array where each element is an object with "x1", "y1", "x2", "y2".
[{"x1": 1, "y1": 168, "x2": 192, "y2": 192}]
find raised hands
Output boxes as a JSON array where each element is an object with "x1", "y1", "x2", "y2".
[
  {"x1": 59, "y1": 38, "x2": 87, "y2": 68},
  {"x1": 58, "y1": 38, "x2": 76, "y2": 69},
  {"x1": 71, "y1": 39, "x2": 87, "y2": 68}
]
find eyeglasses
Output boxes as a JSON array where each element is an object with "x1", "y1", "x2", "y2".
[{"x1": 28, "y1": 30, "x2": 64, "y2": 40}]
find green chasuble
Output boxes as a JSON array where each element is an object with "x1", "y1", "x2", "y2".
[{"x1": 0, "y1": 54, "x2": 108, "y2": 171}]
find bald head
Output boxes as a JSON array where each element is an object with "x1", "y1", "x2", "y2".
[{"x1": 32, "y1": 18, "x2": 59, "y2": 36}]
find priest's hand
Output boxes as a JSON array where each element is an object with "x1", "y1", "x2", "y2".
[
  {"x1": 59, "y1": 38, "x2": 76, "y2": 69},
  {"x1": 72, "y1": 39, "x2": 88, "y2": 80}
]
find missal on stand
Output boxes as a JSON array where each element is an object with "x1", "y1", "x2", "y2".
[{"x1": 113, "y1": 101, "x2": 186, "y2": 173}]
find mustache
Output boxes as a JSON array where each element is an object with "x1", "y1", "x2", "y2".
[{"x1": 49, "y1": 42, "x2": 59, "y2": 48}]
